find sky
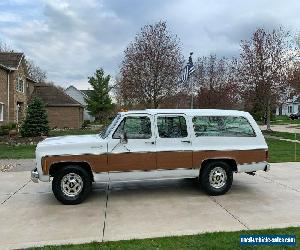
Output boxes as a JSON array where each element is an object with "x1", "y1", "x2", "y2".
[{"x1": 0, "y1": 0, "x2": 299, "y2": 89}]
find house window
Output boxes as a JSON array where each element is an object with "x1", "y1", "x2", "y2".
[
  {"x1": 16, "y1": 77, "x2": 24, "y2": 93},
  {"x1": 288, "y1": 106, "x2": 293, "y2": 113},
  {"x1": 0, "y1": 103, "x2": 4, "y2": 121}
]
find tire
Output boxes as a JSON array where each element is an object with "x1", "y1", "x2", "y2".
[
  {"x1": 52, "y1": 165, "x2": 92, "y2": 205},
  {"x1": 200, "y1": 161, "x2": 233, "y2": 196}
]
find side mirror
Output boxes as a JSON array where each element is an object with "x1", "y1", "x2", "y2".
[{"x1": 120, "y1": 132, "x2": 128, "y2": 144}]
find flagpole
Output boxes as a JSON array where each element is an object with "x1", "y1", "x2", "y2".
[{"x1": 191, "y1": 80, "x2": 194, "y2": 109}]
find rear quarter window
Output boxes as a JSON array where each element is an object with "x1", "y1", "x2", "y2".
[{"x1": 192, "y1": 116, "x2": 256, "y2": 137}]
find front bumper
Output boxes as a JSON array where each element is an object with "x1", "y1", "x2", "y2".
[
  {"x1": 264, "y1": 163, "x2": 270, "y2": 172},
  {"x1": 31, "y1": 168, "x2": 39, "y2": 183}
]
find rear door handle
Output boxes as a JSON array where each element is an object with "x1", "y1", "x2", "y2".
[{"x1": 181, "y1": 140, "x2": 191, "y2": 143}]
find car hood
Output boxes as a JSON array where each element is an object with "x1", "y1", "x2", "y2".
[{"x1": 38, "y1": 134, "x2": 102, "y2": 146}]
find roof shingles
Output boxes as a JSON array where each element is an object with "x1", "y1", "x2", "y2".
[
  {"x1": 0, "y1": 52, "x2": 24, "y2": 69},
  {"x1": 32, "y1": 85, "x2": 83, "y2": 107}
]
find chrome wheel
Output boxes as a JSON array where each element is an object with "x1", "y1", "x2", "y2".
[
  {"x1": 209, "y1": 166, "x2": 227, "y2": 189},
  {"x1": 61, "y1": 173, "x2": 83, "y2": 197}
]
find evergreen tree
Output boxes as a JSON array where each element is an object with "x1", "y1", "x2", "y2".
[
  {"x1": 20, "y1": 97, "x2": 50, "y2": 137},
  {"x1": 85, "y1": 68, "x2": 114, "y2": 122}
]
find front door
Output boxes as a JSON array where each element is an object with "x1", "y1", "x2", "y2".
[
  {"x1": 107, "y1": 114, "x2": 156, "y2": 172},
  {"x1": 155, "y1": 114, "x2": 193, "y2": 169}
]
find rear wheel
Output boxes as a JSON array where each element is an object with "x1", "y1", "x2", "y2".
[
  {"x1": 52, "y1": 165, "x2": 92, "y2": 205},
  {"x1": 200, "y1": 161, "x2": 233, "y2": 196}
]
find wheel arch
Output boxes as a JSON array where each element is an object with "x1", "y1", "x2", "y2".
[
  {"x1": 199, "y1": 158, "x2": 237, "y2": 177},
  {"x1": 49, "y1": 161, "x2": 94, "y2": 182}
]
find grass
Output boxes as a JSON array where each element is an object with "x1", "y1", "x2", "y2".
[
  {"x1": 0, "y1": 143, "x2": 36, "y2": 159},
  {"x1": 270, "y1": 115, "x2": 300, "y2": 125},
  {"x1": 266, "y1": 138, "x2": 299, "y2": 162},
  {"x1": 28, "y1": 227, "x2": 299, "y2": 250},
  {"x1": 263, "y1": 130, "x2": 299, "y2": 141}
]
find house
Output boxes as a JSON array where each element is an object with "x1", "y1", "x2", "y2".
[
  {"x1": 0, "y1": 52, "x2": 36, "y2": 125},
  {"x1": 276, "y1": 96, "x2": 300, "y2": 116},
  {"x1": 31, "y1": 84, "x2": 84, "y2": 129},
  {"x1": 65, "y1": 85, "x2": 95, "y2": 121}
]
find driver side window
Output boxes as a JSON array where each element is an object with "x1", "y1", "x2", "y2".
[{"x1": 112, "y1": 116, "x2": 152, "y2": 139}]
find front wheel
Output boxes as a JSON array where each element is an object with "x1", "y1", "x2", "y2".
[
  {"x1": 52, "y1": 165, "x2": 92, "y2": 205},
  {"x1": 200, "y1": 161, "x2": 233, "y2": 196}
]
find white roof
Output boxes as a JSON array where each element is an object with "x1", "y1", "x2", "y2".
[{"x1": 120, "y1": 109, "x2": 250, "y2": 117}]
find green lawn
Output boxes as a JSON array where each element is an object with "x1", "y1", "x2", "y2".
[
  {"x1": 0, "y1": 144, "x2": 36, "y2": 159},
  {"x1": 263, "y1": 130, "x2": 299, "y2": 141},
  {"x1": 266, "y1": 138, "x2": 299, "y2": 162},
  {"x1": 270, "y1": 115, "x2": 300, "y2": 125},
  {"x1": 28, "y1": 227, "x2": 299, "y2": 250}
]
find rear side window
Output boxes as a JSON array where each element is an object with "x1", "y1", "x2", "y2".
[
  {"x1": 157, "y1": 116, "x2": 188, "y2": 138},
  {"x1": 192, "y1": 116, "x2": 255, "y2": 137}
]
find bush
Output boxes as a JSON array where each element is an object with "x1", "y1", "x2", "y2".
[
  {"x1": 0, "y1": 123, "x2": 17, "y2": 136},
  {"x1": 20, "y1": 97, "x2": 50, "y2": 137},
  {"x1": 82, "y1": 120, "x2": 91, "y2": 128}
]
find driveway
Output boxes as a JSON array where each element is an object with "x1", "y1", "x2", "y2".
[{"x1": 0, "y1": 162, "x2": 300, "y2": 249}]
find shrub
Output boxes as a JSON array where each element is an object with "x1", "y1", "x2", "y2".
[
  {"x1": 20, "y1": 97, "x2": 50, "y2": 137},
  {"x1": 0, "y1": 123, "x2": 17, "y2": 136}
]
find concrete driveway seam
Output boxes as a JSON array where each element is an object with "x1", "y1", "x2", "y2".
[
  {"x1": 1, "y1": 179, "x2": 31, "y2": 205},
  {"x1": 210, "y1": 196, "x2": 250, "y2": 229},
  {"x1": 101, "y1": 175, "x2": 111, "y2": 242},
  {"x1": 257, "y1": 174, "x2": 300, "y2": 193}
]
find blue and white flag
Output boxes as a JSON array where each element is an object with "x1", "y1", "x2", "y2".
[{"x1": 181, "y1": 52, "x2": 195, "y2": 83}]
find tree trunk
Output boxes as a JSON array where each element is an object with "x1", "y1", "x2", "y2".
[{"x1": 266, "y1": 97, "x2": 271, "y2": 131}]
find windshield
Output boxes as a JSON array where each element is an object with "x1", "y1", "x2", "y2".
[{"x1": 100, "y1": 114, "x2": 121, "y2": 139}]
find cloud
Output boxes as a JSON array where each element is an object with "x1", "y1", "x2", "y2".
[{"x1": 0, "y1": 0, "x2": 299, "y2": 88}]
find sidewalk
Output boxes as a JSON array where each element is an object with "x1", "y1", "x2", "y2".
[{"x1": 0, "y1": 162, "x2": 300, "y2": 249}]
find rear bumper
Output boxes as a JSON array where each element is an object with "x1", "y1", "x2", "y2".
[
  {"x1": 31, "y1": 168, "x2": 39, "y2": 183},
  {"x1": 238, "y1": 162, "x2": 270, "y2": 173}
]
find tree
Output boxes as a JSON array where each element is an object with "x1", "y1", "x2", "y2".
[
  {"x1": 20, "y1": 97, "x2": 50, "y2": 137},
  {"x1": 237, "y1": 28, "x2": 297, "y2": 130},
  {"x1": 117, "y1": 21, "x2": 183, "y2": 108},
  {"x1": 0, "y1": 40, "x2": 13, "y2": 52},
  {"x1": 85, "y1": 68, "x2": 114, "y2": 122},
  {"x1": 26, "y1": 59, "x2": 47, "y2": 83},
  {"x1": 193, "y1": 55, "x2": 239, "y2": 109}
]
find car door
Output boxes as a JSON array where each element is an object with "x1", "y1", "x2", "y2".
[
  {"x1": 107, "y1": 114, "x2": 156, "y2": 172},
  {"x1": 155, "y1": 114, "x2": 193, "y2": 170}
]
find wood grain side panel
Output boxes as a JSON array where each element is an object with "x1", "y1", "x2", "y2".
[
  {"x1": 108, "y1": 152, "x2": 156, "y2": 171},
  {"x1": 157, "y1": 151, "x2": 193, "y2": 169},
  {"x1": 192, "y1": 149, "x2": 266, "y2": 167},
  {"x1": 42, "y1": 154, "x2": 108, "y2": 174}
]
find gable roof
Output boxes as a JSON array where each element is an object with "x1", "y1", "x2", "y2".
[
  {"x1": 32, "y1": 84, "x2": 83, "y2": 107},
  {"x1": 80, "y1": 90, "x2": 92, "y2": 97},
  {"x1": 0, "y1": 52, "x2": 24, "y2": 70},
  {"x1": 65, "y1": 85, "x2": 92, "y2": 97}
]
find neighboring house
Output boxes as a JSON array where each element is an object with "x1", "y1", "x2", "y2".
[
  {"x1": 31, "y1": 85, "x2": 84, "y2": 129},
  {"x1": 0, "y1": 52, "x2": 36, "y2": 126},
  {"x1": 276, "y1": 96, "x2": 300, "y2": 115},
  {"x1": 65, "y1": 85, "x2": 95, "y2": 121}
]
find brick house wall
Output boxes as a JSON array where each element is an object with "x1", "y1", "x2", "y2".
[
  {"x1": 0, "y1": 67, "x2": 8, "y2": 125},
  {"x1": 9, "y1": 60, "x2": 28, "y2": 123},
  {"x1": 0, "y1": 55, "x2": 30, "y2": 126},
  {"x1": 47, "y1": 106, "x2": 84, "y2": 129}
]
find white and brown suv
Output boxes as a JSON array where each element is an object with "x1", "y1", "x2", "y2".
[{"x1": 31, "y1": 109, "x2": 269, "y2": 204}]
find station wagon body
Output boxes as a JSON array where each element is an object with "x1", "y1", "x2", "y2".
[{"x1": 31, "y1": 109, "x2": 269, "y2": 204}]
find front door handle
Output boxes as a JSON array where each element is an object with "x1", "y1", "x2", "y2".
[
  {"x1": 145, "y1": 141, "x2": 155, "y2": 144},
  {"x1": 181, "y1": 140, "x2": 191, "y2": 143}
]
